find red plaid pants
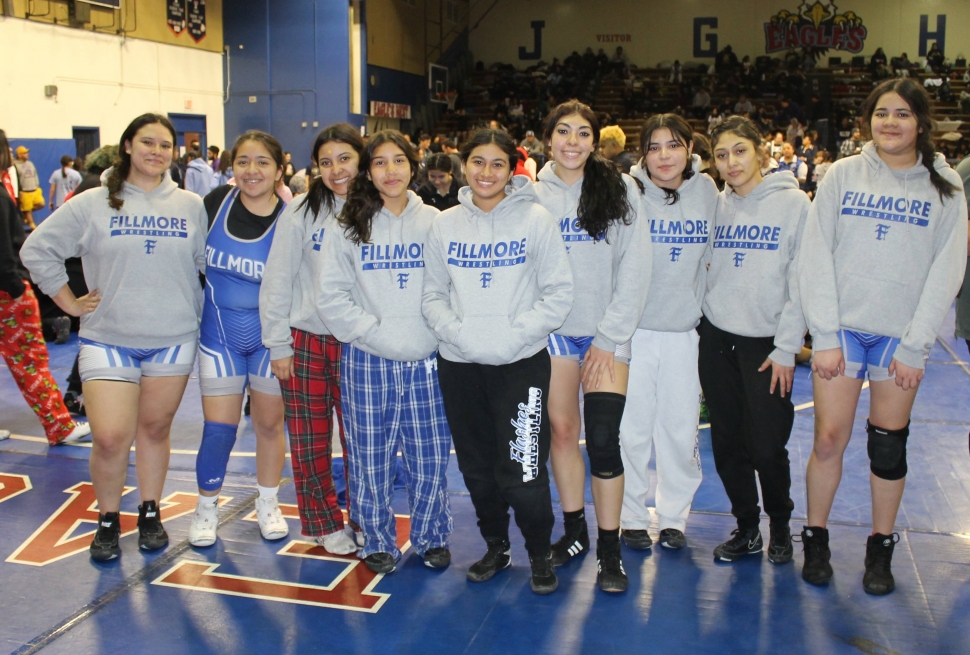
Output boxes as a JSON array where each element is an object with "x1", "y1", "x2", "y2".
[
  {"x1": 279, "y1": 329, "x2": 352, "y2": 537},
  {"x1": 0, "y1": 282, "x2": 76, "y2": 444}
]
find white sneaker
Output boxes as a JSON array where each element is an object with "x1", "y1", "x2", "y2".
[
  {"x1": 256, "y1": 496, "x2": 289, "y2": 541},
  {"x1": 188, "y1": 501, "x2": 219, "y2": 547},
  {"x1": 317, "y1": 527, "x2": 358, "y2": 555},
  {"x1": 0, "y1": 429, "x2": 10, "y2": 441},
  {"x1": 60, "y1": 422, "x2": 92, "y2": 444},
  {"x1": 350, "y1": 525, "x2": 365, "y2": 548}
]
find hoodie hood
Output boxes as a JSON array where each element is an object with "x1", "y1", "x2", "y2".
[
  {"x1": 732, "y1": 167, "x2": 801, "y2": 202},
  {"x1": 859, "y1": 141, "x2": 951, "y2": 178}
]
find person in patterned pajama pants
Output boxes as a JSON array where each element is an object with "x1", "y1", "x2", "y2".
[{"x1": 0, "y1": 283, "x2": 87, "y2": 444}]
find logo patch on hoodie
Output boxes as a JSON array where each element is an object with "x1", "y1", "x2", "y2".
[
  {"x1": 840, "y1": 191, "x2": 931, "y2": 227},
  {"x1": 310, "y1": 227, "x2": 325, "y2": 251},
  {"x1": 109, "y1": 215, "x2": 189, "y2": 238},
  {"x1": 359, "y1": 243, "x2": 425, "y2": 270},
  {"x1": 559, "y1": 217, "x2": 594, "y2": 242},
  {"x1": 446, "y1": 239, "x2": 527, "y2": 268}
]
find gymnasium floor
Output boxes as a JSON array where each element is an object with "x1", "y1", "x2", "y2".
[{"x1": 1, "y1": 312, "x2": 969, "y2": 655}]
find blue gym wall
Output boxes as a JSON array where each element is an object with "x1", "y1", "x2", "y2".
[{"x1": 222, "y1": 0, "x2": 365, "y2": 171}]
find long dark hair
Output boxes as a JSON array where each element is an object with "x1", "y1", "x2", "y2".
[
  {"x1": 297, "y1": 123, "x2": 365, "y2": 220},
  {"x1": 0, "y1": 129, "x2": 12, "y2": 171},
  {"x1": 543, "y1": 100, "x2": 633, "y2": 241},
  {"x1": 426, "y1": 153, "x2": 453, "y2": 174},
  {"x1": 339, "y1": 130, "x2": 419, "y2": 245},
  {"x1": 711, "y1": 115, "x2": 764, "y2": 154},
  {"x1": 863, "y1": 78, "x2": 959, "y2": 200},
  {"x1": 106, "y1": 113, "x2": 177, "y2": 210},
  {"x1": 638, "y1": 113, "x2": 696, "y2": 205},
  {"x1": 60, "y1": 155, "x2": 73, "y2": 178}
]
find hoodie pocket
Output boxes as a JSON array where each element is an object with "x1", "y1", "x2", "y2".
[
  {"x1": 364, "y1": 316, "x2": 439, "y2": 361},
  {"x1": 455, "y1": 314, "x2": 520, "y2": 364},
  {"x1": 838, "y1": 272, "x2": 914, "y2": 332}
]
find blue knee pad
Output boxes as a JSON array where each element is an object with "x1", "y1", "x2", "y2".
[{"x1": 196, "y1": 421, "x2": 238, "y2": 492}]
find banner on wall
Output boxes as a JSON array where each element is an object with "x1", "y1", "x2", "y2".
[
  {"x1": 187, "y1": 0, "x2": 207, "y2": 43},
  {"x1": 84, "y1": 0, "x2": 121, "y2": 6},
  {"x1": 370, "y1": 101, "x2": 412, "y2": 120},
  {"x1": 764, "y1": 2, "x2": 867, "y2": 54},
  {"x1": 167, "y1": 0, "x2": 186, "y2": 35}
]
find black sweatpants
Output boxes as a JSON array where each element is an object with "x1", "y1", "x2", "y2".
[
  {"x1": 437, "y1": 349, "x2": 554, "y2": 556},
  {"x1": 697, "y1": 317, "x2": 795, "y2": 531}
]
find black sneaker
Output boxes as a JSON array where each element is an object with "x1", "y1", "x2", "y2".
[
  {"x1": 63, "y1": 392, "x2": 86, "y2": 416},
  {"x1": 659, "y1": 528, "x2": 687, "y2": 550},
  {"x1": 767, "y1": 523, "x2": 794, "y2": 564},
  {"x1": 596, "y1": 542, "x2": 628, "y2": 593},
  {"x1": 423, "y1": 547, "x2": 451, "y2": 569},
  {"x1": 90, "y1": 512, "x2": 121, "y2": 561},
  {"x1": 797, "y1": 526, "x2": 833, "y2": 585},
  {"x1": 551, "y1": 523, "x2": 590, "y2": 566},
  {"x1": 467, "y1": 539, "x2": 512, "y2": 582},
  {"x1": 713, "y1": 527, "x2": 763, "y2": 562},
  {"x1": 364, "y1": 552, "x2": 396, "y2": 573},
  {"x1": 529, "y1": 551, "x2": 558, "y2": 595},
  {"x1": 137, "y1": 500, "x2": 168, "y2": 551},
  {"x1": 53, "y1": 316, "x2": 71, "y2": 345},
  {"x1": 863, "y1": 533, "x2": 899, "y2": 595},
  {"x1": 621, "y1": 529, "x2": 653, "y2": 550}
]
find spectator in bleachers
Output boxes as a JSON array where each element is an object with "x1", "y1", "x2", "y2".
[
  {"x1": 184, "y1": 149, "x2": 214, "y2": 198},
  {"x1": 894, "y1": 53, "x2": 912, "y2": 77},
  {"x1": 734, "y1": 94, "x2": 754, "y2": 115},
  {"x1": 520, "y1": 130, "x2": 544, "y2": 157},
  {"x1": 810, "y1": 149, "x2": 832, "y2": 189},
  {"x1": 797, "y1": 134, "x2": 817, "y2": 163},
  {"x1": 768, "y1": 131, "x2": 786, "y2": 159},
  {"x1": 599, "y1": 125, "x2": 635, "y2": 174},
  {"x1": 417, "y1": 153, "x2": 460, "y2": 211},
  {"x1": 669, "y1": 60, "x2": 683, "y2": 84},
  {"x1": 776, "y1": 142, "x2": 808, "y2": 187},
  {"x1": 442, "y1": 139, "x2": 465, "y2": 185},
  {"x1": 839, "y1": 127, "x2": 865, "y2": 158},
  {"x1": 611, "y1": 46, "x2": 629, "y2": 75},
  {"x1": 869, "y1": 48, "x2": 888, "y2": 72},
  {"x1": 960, "y1": 86, "x2": 970, "y2": 113},
  {"x1": 785, "y1": 117, "x2": 805, "y2": 145},
  {"x1": 927, "y1": 42, "x2": 945, "y2": 72},
  {"x1": 692, "y1": 87, "x2": 711, "y2": 118},
  {"x1": 873, "y1": 62, "x2": 892, "y2": 82},
  {"x1": 707, "y1": 107, "x2": 724, "y2": 134}
]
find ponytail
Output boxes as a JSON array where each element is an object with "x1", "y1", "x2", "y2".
[{"x1": 296, "y1": 123, "x2": 365, "y2": 223}]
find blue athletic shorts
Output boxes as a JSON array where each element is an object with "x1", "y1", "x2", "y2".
[
  {"x1": 78, "y1": 338, "x2": 198, "y2": 383},
  {"x1": 198, "y1": 308, "x2": 280, "y2": 397},
  {"x1": 837, "y1": 329, "x2": 900, "y2": 382},
  {"x1": 547, "y1": 334, "x2": 632, "y2": 365}
]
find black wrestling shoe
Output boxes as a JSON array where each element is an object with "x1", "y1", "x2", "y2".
[
  {"x1": 467, "y1": 539, "x2": 511, "y2": 582},
  {"x1": 529, "y1": 551, "x2": 558, "y2": 595},
  {"x1": 90, "y1": 512, "x2": 121, "y2": 561},
  {"x1": 798, "y1": 526, "x2": 833, "y2": 585},
  {"x1": 364, "y1": 552, "x2": 396, "y2": 573},
  {"x1": 713, "y1": 527, "x2": 763, "y2": 562},
  {"x1": 137, "y1": 500, "x2": 169, "y2": 551},
  {"x1": 53, "y1": 316, "x2": 71, "y2": 345},
  {"x1": 767, "y1": 523, "x2": 794, "y2": 564},
  {"x1": 621, "y1": 529, "x2": 653, "y2": 550},
  {"x1": 551, "y1": 522, "x2": 590, "y2": 566},
  {"x1": 596, "y1": 541, "x2": 628, "y2": 593},
  {"x1": 423, "y1": 547, "x2": 451, "y2": 569},
  {"x1": 863, "y1": 533, "x2": 899, "y2": 595},
  {"x1": 659, "y1": 528, "x2": 687, "y2": 550}
]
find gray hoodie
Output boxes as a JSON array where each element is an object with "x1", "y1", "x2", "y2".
[
  {"x1": 20, "y1": 180, "x2": 207, "y2": 348},
  {"x1": 422, "y1": 176, "x2": 574, "y2": 365},
  {"x1": 533, "y1": 164, "x2": 650, "y2": 351},
  {"x1": 259, "y1": 197, "x2": 338, "y2": 361},
  {"x1": 632, "y1": 155, "x2": 720, "y2": 333},
  {"x1": 703, "y1": 171, "x2": 809, "y2": 366},
  {"x1": 799, "y1": 143, "x2": 969, "y2": 369},
  {"x1": 317, "y1": 191, "x2": 440, "y2": 362}
]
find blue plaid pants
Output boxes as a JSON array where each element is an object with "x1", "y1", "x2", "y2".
[{"x1": 340, "y1": 344, "x2": 453, "y2": 560}]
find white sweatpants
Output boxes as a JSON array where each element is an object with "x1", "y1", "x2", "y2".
[{"x1": 619, "y1": 328, "x2": 703, "y2": 532}]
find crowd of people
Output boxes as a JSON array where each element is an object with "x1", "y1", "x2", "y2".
[{"x1": 1, "y1": 73, "x2": 966, "y2": 603}]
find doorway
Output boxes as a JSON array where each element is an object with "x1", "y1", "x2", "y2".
[
  {"x1": 167, "y1": 113, "x2": 207, "y2": 156},
  {"x1": 72, "y1": 127, "x2": 100, "y2": 163}
]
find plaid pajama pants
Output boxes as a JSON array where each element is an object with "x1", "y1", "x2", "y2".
[
  {"x1": 341, "y1": 343, "x2": 453, "y2": 560},
  {"x1": 0, "y1": 283, "x2": 76, "y2": 444},
  {"x1": 279, "y1": 329, "x2": 352, "y2": 538}
]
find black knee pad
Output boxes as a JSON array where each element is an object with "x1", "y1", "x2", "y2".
[
  {"x1": 866, "y1": 420, "x2": 909, "y2": 481},
  {"x1": 583, "y1": 392, "x2": 626, "y2": 480}
]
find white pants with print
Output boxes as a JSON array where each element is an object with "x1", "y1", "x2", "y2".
[{"x1": 619, "y1": 328, "x2": 703, "y2": 532}]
